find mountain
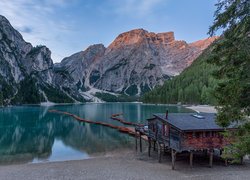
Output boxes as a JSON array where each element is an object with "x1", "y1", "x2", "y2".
[
  {"x1": 141, "y1": 44, "x2": 219, "y2": 105},
  {"x1": 0, "y1": 15, "x2": 216, "y2": 105},
  {"x1": 58, "y1": 29, "x2": 216, "y2": 98},
  {"x1": 0, "y1": 15, "x2": 76, "y2": 105}
]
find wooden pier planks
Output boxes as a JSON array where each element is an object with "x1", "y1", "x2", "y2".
[
  {"x1": 49, "y1": 110, "x2": 138, "y2": 136},
  {"x1": 110, "y1": 113, "x2": 141, "y2": 126}
]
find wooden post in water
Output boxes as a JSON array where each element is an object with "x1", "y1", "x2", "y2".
[
  {"x1": 139, "y1": 132, "x2": 142, "y2": 153},
  {"x1": 190, "y1": 151, "x2": 193, "y2": 168},
  {"x1": 171, "y1": 149, "x2": 176, "y2": 170},
  {"x1": 209, "y1": 150, "x2": 213, "y2": 168},
  {"x1": 148, "y1": 138, "x2": 151, "y2": 157}
]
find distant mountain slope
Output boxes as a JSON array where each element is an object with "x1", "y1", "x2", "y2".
[
  {"x1": 58, "y1": 29, "x2": 216, "y2": 97},
  {"x1": 141, "y1": 45, "x2": 219, "y2": 105}
]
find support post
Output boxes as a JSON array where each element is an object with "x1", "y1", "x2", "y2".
[
  {"x1": 153, "y1": 141, "x2": 156, "y2": 151},
  {"x1": 209, "y1": 150, "x2": 213, "y2": 168},
  {"x1": 158, "y1": 142, "x2": 162, "y2": 163},
  {"x1": 135, "y1": 131, "x2": 138, "y2": 152},
  {"x1": 171, "y1": 149, "x2": 176, "y2": 170},
  {"x1": 225, "y1": 159, "x2": 228, "y2": 166},
  {"x1": 148, "y1": 138, "x2": 151, "y2": 157},
  {"x1": 204, "y1": 149, "x2": 208, "y2": 156},
  {"x1": 240, "y1": 156, "x2": 244, "y2": 165},
  {"x1": 190, "y1": 151, "x2": 193, "y2": 168},
  {"x1": 139, "y1": 132, "x2": 142, "y2": 153}
]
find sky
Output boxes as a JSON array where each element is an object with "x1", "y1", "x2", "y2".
[{"x1": 0, "y1": 0, "x2": 218, "y2": 63}]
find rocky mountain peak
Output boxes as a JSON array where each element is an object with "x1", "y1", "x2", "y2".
[
  {"x1": 108, "y1": 29, "x2": 176, "y2": 49},
  {"x1": 23, "y1": 46, "x2": 53, "y2": 75},
  {"x1": 108, "y1": 29, "x2": 148, "y2": 48},
  {"x1": 0, "y1": 15, "x2": 32, "y2": 56},
  {"x1": 83, "y1": 44, "x2": 106, "y2": 60}
]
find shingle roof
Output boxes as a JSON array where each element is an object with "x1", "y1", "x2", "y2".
[{"x1": 153, "y1": 113, "x2": 237, "y2": 131}]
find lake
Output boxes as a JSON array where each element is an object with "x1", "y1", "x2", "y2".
[{"x1": 0, "y1": 103, "x2": 192, "y2": 164}]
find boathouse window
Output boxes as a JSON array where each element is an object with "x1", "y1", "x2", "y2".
[
  {"x1": 193, "y1": 132, "x2": 200, "y2": 138},
  {"x1": 205, "y1": 131, "x2": 210, "y2": 137},
  {"x1": 210, "y1": 132, "x2": 216, "y2": 137}
]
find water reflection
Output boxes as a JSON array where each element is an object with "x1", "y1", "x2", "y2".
[{"x1": 0, "y1": 103, "x2": 191, "y2": 164}]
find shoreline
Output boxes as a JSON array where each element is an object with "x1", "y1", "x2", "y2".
[
  {"x1": 185, "y1": 105, "x2": 217, "y2": 113},
  {"x1": 1, "y1": 149, "x2": 249, "y2": 180}
]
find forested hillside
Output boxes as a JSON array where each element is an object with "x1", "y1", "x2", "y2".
[{"x1": 141, "y1": 46, "x2": 219, "y2": 105}]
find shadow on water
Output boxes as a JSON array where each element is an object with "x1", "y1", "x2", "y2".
[{"x1": 0, "y1": 103, "x2": 192, "y2": 164}]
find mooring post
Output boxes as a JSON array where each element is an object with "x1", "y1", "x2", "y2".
[
  {"x1": 148, "y1": 138, "x2": 151, "y2": 157},
  {"x1": 209, "y1": 150, "x2": 213, "y2": 168},
  {"x1": 139, "y1": 132, "x2": 142, "y2": 153},
  {"x1": 190, "y1": 151, "x2": 193, "y2": 168},
  {"x1": 171, "y1": 149, "x2": 176, "y2": 170}
]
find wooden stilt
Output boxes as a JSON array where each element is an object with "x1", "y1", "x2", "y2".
[
  {"x1": 205, "y1": 149, "x2": 208, "y2": 156},
  {"x1": 158, "y1": 142, "x2": 162, "y2": 163},
  {"x1": 240, "y1": 156, "x2": 244, "y2": 165},
  {"x1": 139, "y1": 132, "x2": 142, "y2": 153},
  {"x1": 219, "y1": 149, "x2": 222, "y2": 156},
  {"x1": 135, "y1": 131, "x2": 138, "y2": 152},
  {"x1": 171, "y1": 149, "x2": 176, "y2": 170},
  {"x1": 190, "y1": 151, "x2": 193, "y2": 168},
  {"x1": 148, "y1": 138, "x2": 151, "y2": 157},
  {"x1": 225, "y1": 159, "x2": 228, "y2": 166},
  {"x1": 153, "y1": 141, "x2": 156, "y2": 151},
  {"x1": 209, "y1": 150, "x2": 213, "y2": 168}
]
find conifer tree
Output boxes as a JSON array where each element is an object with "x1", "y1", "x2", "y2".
[{"x1": 208, "y1": 0, "x2": 250, "y2": 159}]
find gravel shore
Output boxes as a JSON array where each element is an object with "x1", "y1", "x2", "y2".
[
  {"x1": 0, "y1": 149, "x2": 249, "y2": 180},
  {"x1": 186, "y1": 105, "x2": 217, "y2": 113}
]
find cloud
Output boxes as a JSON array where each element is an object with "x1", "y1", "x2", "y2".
[
  {"x1": 17, "y1": 26, "x2": 33, "y2": 34},
  {"x1": 110, "y1": 0, "x2": 165, "y2": 18}
]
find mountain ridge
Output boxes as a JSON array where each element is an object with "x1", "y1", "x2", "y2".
[{"x1": 0, "y1": 15, "x2": 216, "y2": 105}]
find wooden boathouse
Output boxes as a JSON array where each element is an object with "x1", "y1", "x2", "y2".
[{"x1": 135, "y1": 111, "x2": 237, "y2": 169}]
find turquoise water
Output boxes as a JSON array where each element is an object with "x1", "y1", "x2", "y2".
[{"x1": 0, "y1": 103, "x2": 192, "y2": 164}]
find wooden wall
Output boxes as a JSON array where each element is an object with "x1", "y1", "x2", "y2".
[{"x1": 180, "y1": 132, "x2": 230, "y2": 151}]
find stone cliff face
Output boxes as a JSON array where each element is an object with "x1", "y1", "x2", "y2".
[
  {"x1": 0, "y1": 15, "x2": 74, "y2": 105},
  {"x1": 60, "y1": 29, "x2": 215, "y2": 96},
  {"x1": 0, "y1": 15, "x2": 216, "y2": 104}
]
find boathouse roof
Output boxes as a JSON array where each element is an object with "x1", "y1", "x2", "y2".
[{"x1": 153, "y1": 113, "x2": 237, "y2": 131}]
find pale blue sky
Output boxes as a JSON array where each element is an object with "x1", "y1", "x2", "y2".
[{"x1": 0, "y1": 0, "x2": 218, "y2": 62}]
